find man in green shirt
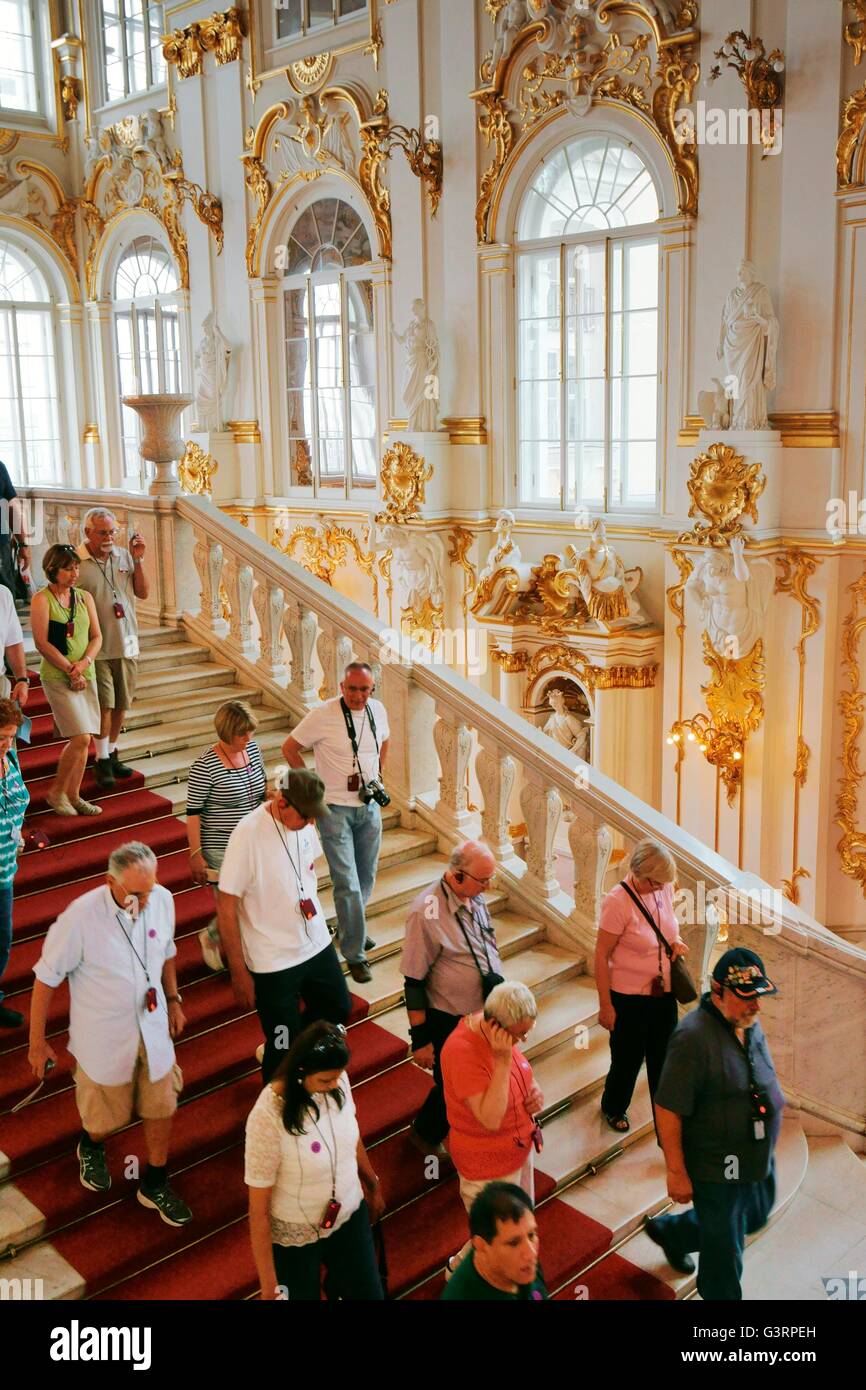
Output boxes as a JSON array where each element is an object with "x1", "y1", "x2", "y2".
[{"x1": 441, "y1": 1182, "x2": 548, "y2": 1301}]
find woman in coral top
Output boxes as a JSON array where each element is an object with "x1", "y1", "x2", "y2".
[
  {"x1": 441, "y1": 980, "x2": 544, "y2": 1212},
  {"x1": 595, "y1": 838, "x2": 689, "y2": 1133}
]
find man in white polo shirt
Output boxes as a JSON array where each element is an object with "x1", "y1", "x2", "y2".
[
  {"x1": 28, "y1": 841, "x2": 192, "y2": 1226},
  {"x1": 218, "y1": 767, "x2": 351, "y2": 1081},
  {"x1": 282, "y1": 662, "x2": 390, "y2": 985}
]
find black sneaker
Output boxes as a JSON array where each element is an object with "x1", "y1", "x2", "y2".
[
  {"x1": 364, "y1": 937, "x2": 377, "y2": 951},
  {"x1": 93, "y1": 757, "x2": 116, "y2": 789},
  {"x1": 137, "y1": 1181, "x2": 193, "y2": 1226},
  {"x1": 78, "y1": 1140, "x2": 111, "y2": 1192},
  {"x1": 645, "y1": 1216, "x2": 696, "y2": 1275},
  {"x1": 0, "y1": 1004, "x2": 24, "y2": 1027},
  {"x1": 110, "y1": 749, "x2": 134, "y2": 778},
  {"x1": 348, "y1": 960, "x2": 373, "y2": 984}
]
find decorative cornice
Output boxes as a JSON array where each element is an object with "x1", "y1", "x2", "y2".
[
  {"x1": 678, "y1": 411, "x2": 840, "y2": 448},
  {"x1": 163, "y1": 7, "x2": 247, "y2": 80},
  {"x1": 491, "y1": 646, "x2": 530, "y2": 673},
  {"x1": 226, "y1": 419, "x2": 261, "y2": 444}
]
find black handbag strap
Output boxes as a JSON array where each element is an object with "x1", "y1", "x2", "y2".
[{"x1": 619, "y1": 879, "x2": 674, "y2": 959}]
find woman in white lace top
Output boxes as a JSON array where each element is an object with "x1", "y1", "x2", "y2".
[{"x1": 244, "y1": 1020, "x2": 386, "y2": 1300}]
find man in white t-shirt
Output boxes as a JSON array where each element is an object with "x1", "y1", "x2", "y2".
[
  {"x1": 218, "y1": 767, "x2": 351, "y2": 1081},
  {"x1": 282, "y1": 663, "x2": 390, "y2": 985},
  {"x1": 0, "y1": 581, "x2": 30, "y2": 708}
]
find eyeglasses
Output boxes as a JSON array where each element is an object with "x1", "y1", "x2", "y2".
[
  {"x1": 280, "y1": 796, "x2": 313, "y2": 823},
  {"x1": 463, "y1": 870, "x2": 494, "y2": 887}
]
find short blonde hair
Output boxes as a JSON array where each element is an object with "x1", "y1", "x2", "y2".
[
  {"x1": 629, "y1": 837, "x2": 677, "y2": 885},
  {"x1": 214, "y1": 700, "x2": 258, "y2": 742}
]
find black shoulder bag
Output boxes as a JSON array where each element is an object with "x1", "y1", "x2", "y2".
[
  {"x1": 453, "y1": 895, "x2": 504, "y2": 1002},
  {"x1": 619, "y1": 880, "x2": 697, "y2": 1004}
]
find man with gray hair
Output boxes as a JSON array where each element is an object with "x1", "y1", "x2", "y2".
[
  {"x1": 441, "y1": 979, "x2": 544, "y2": 1213},
  {"x1": 28, "y1": 841, "x2": 192, "y2": 1226},
  {"x1": 400, "y1": 840, "x2": 504, "y2": 1158},
  {"x1": 77, "y1": 507, "x2": 149, "y2": 789}
]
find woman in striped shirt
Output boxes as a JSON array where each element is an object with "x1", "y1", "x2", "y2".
[
  {"x1": 0, "y1": 698, "x2": 31, "y2": 1027},
  {"x1": 187, "y1": 700, "x2": 267, "y2": 971}
]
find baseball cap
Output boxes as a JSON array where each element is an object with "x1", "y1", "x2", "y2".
[
  {"x1": 712, "y1": 947, "x2": 777, "y2": 999},
  {"x1": 278, "y1": 768, "x2": 328, "y2": 820}
]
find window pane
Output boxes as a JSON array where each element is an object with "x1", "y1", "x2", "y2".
[
  {"x1": 625, "y1": 240, "x2": 659, "y2": 311},
  {"x1": 520, "y1": 441, "x2": 559, "y2": 503},
  {"x1": 309, "y1": 0, "x2": 335, "y2": 32},
  {"x1": 519, "y1": 251, "x2": 559, "y2": 319},
  {"x1": 625, "y1": 310, "x2": 658, "y2": 376},
  {"x1": 520, "y1": 380, "x2": 559, "y2": 441},
  {"x1": 339, "y1": 0, "x2": 366, "y2": 14},
  {"x1": 161, "y1": 309, "x2": 180, "y2": 392},
  {"x1": 623, "y1": 440, "x2": 657, "y2": 503},
  {"x1": 0, "y1": 0, "x2": 39, "y2": 113},
  {"x1": 518, "y1": 135, "x2": 660, "y2": 239},
  {"x1": 276, "y1": 0, "x2": 303, "y2": 41},
  {"x1": 576, "y1": 441, "x2": 604, "y2": 504},
  {"x1": 567, "y1": 378, "x2": 604, "y2": 441},
  {"x1": 519, "y1": 319, "x2": 559, "y2": 382}
]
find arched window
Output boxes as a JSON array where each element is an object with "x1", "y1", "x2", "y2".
[
  {"x1": 281, "y1": 197, "x2": 376, "y2": 492},
  {"x1": 113, "y1": 235, "x2": 184, "y2": 487},
  {"x1": 0, "y1": 239, "x2": 62, "y2": 484},
  {"x1": 516, "y1": 134, "x2": 662, "y2": 511}
]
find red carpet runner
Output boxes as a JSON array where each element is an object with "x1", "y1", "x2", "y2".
[{"x1": 2, "y1": 676, "x2": 674, "y2": 1301}]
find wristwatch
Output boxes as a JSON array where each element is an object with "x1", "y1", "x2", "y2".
[{"x1": 167, "y1": 993, "x2": 183, "y2": 1005}]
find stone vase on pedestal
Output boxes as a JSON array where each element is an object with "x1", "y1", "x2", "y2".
[{"x1": 122, "y1": 393, "x2": 193, "y2": 497}]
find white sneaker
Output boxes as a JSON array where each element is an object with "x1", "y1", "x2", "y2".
[{"x1": 198, "y1": 926, "x2": 223, "y2": 972}]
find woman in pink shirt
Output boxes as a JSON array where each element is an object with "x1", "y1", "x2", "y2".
[{"x1": 595, "y1": 838, "x2": 689, "y2": 1133}]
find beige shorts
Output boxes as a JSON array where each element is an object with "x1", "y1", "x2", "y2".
[
  {"x1": 75, "y1": 1039, "x2": 182, "y2": 1135},
  {"x1": 44, "y1": 677, "x2": 101, "y2": 739},
  {"x1": 457, "y1": 1153, "x2": 535, "y2": 1215},
  {"x1": 95, "y1": 657, "x2": 138, "y2": 711}
]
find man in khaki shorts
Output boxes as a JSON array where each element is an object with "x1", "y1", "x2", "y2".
[
  {"x1": 29, "y1": 842, "x2": 193, "y2": 1226},
  {"x1": 77, "y1": 507, "x2": 149, "y2": 790}
]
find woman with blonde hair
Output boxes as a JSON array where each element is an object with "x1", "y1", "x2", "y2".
[
  {"x1": 30, "y1": 544, "x2": 103, "y2": 816},
  {"x1": 595, "y1": 837, "x2": 689, "y2": 1132},
  {"x1": 186, "y1": 699, "x2": 267, "y2": 970}
]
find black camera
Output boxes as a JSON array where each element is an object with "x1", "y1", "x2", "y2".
[{"x1": 359, "y1": 776, "x2": 391, "y2": 807}]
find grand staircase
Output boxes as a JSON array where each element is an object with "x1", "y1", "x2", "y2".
[{"x1": 0, "y1": 621, "x2": 861, "y2": 1302}]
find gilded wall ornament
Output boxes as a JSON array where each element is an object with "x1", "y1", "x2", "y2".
[
  {"x1": 771, "y1": 551, "x2": 820, "y2": 904},
  {"x1": 287, "y1": 54, "x2": 335, "y2": 93},
  {"x1": 836, "y1": 569, "x2": 866, "y2": 895},
  {"x1": 491, "y1": 647, "x2": 530, "y2": 672},
  {"x1": 274, "y1": 520, "x2": 380, "y2": 616},
  {"x1": 837, "y1": 84, "x2": 866, "y2": 187},
  {"x1": 163, "y1": 7, "x2": 247, "y2": 79},
  {"x1": 401, "y1": 595, "x2": 445, "y2": 651},
  {"x1": 677, "y1": 443, "x2": 765, "y2": 546},
  {"x1": 61, "y1": 76, "x2": 82, "y2": 123},
  {"x1": 844, "y1": 1, "x2": 866, "y2": 64},
  {"x1": 374, "y1": 107, "x2": 443, "y2": 216},
  {"x1": 448, "y1": 527, "x2": 478, "y2": 617},
  {"x1": 375, "y1": 442, "x2": 433, "y2": 523},
  {"x1": 178, "y1": 441, "x2": 218, "y2": 496},
  {"x1": 708, "y1": 31, "x2": 785, "y2": 154}
]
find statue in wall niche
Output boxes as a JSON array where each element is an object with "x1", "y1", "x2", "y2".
[
  {"x1": 543, "y1": 687, "x2": 589, "y2": 759},
  {"x1": 194, "y1": 313, "x2": 232, "y2": 433},
  {"x1": 685, "y1": 536, "x2": 774, "y2": 659},
  {"x1": 718, "y1": 259, "x2": 779, "y2": 431},
  {"x1": 570, "y1": 520, "x2": 648, "y2": 631},
  {"x1": 392, "y1": 299, "x2": 440, "y2": 433}
]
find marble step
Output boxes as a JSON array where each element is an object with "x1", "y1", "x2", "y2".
[
  {"x1": 22, "y1": 624, "x2": 189, "y2": 663},
  {"x1": 115, "y1": 712, "x2": 288, "y2": 766},
  {"x1": 119, "y1": 729, "x2": 289, "y2": 791},
  {"x1": 121, "y1": 685, "x2": 275, "y2": 733},
  {"x1": 121, "y1": 662, "x2": 243, "y2": 699}
]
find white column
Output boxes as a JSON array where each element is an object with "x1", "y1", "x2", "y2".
[
  {"x1": 658, "y1": 216, "x2": 694, "y2": 516},
  {"x1": 86, "y1": 299, "x2": 121, "y2": 489},
  {"x1": 56, "y1": 303, "x2": 85, "y2": 488},
  {"x1": 249, "y1": 276, "x2": 284, "y2": 499},
  {"x1": 479, "y1": 245, "x2": 512, "y2": 509}
]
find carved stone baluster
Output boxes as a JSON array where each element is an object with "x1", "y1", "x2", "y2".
[
  {"x1": 192, "y1": 534, "x2": 228, "y2": 637},
  {"x1": 252, "y1": 577, "x2": 288, "y2": 686},
  {"x1": 317, "y1": 627, "x2": 335, "y2": 701},
  {"x1": 568, "y1": 812, "x2": 613, "y2": 935},
  {"x1": 43, "y1": 503, "x2": 59, "y2": 546},
  {"x1": 432, "y1": 705, "x2": 474, "y2": 834},
  {"x1": 223, "y1": 554, "x2": 257, "y2": 659},
  {"x1": 476, "y1": 742, "x2": 517, "y2": 863},
  {"x1": 519, "y1": 775, "x2": 562, "y2": 901},
  {"x1": 285, "y1": 599, "x2": 318, "y2": 710}
]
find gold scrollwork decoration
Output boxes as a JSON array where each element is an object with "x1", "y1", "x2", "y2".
[
  {"x1": 163, "y1": 7, "x2": 247, "y2": 79},
  {"x1": 61, "y1": 76, "x2": 82, "y2": 123},
  {"x1": 274, "y1": 520, "x2": 380, "y2": 616},
  {"x1": 288, "y1": 53, "x2": 335, "y2": 93},
  {"x1": 845, "y1": 1, "x2": 866, "y2": 64},
  {"x1": 666, "y1": 547, "x2": 693, "y2": 825},
  {"x1": 401, "y1": 595, "x2": 445, "y2": 651},
  {"x1": 375, "y1": 119, "x2": 443, "y2": 217},
  {"x1": 448, "y1": 527, "x2": 477, "y2": 616},
  {"x1": 476, "y1": 92, "x2": 513, "y2": 243},
  {"x1": 774, "y1": 548, "x2": 820, "y2": 902},
  {"x1": 653, "y1": 45, "x2": 699, "y2": 216},
  {"x1": 837, "y1": 83, "x2": 866, "y2": 188},
  {"x1": 375, "y1": 442, "x2": 433, "y2": 523},
  {"x1": 178, "y1": 441, "x2": 218, "y2": 496},
  {"x1": 836, "y1": 569, "x2": 866, "y2": 895},
  {"x1": 163, "y1": 152, "x2": 224, "y2": 254},
  {"x1": 491, "y1": 647, "x2": 530, "y2": 673},
  {"x1": 677, "y1": 443, "x2": 765, "y2": 546}
]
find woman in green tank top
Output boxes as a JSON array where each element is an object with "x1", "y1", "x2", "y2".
[{"x1": 30, "y1": 545, "x2": 103, "y2": 817}]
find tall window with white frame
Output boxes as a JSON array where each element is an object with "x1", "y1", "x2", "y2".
[
  {"x1": 516, "y1": 134, "x2": 662, "y2": 513},
  {"x1": 0, "y1": 0, "x2": 53, "y2": 118},
  {"x1": 281, "y1": 198, "x2": 377, "y2": 494},
  {"x1": 275, "y1": 1, "x2": 367, "y2": 44},
  {"x1": 0, "y1": 240, "x2": 63, "y2": 486},
  {"x1": 100, "y1": 0, "x2": 166, "y2": 103},
  {"x1": 113, "y1": 236, "x2": 185, "y2": 489}
]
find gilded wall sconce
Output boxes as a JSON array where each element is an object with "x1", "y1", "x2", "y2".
[{"x1": 709, "y1": 31, "x2": 785, "y2": 155}]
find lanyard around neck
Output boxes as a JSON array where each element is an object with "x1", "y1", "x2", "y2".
[
  {"x1": 269, "y1": 810, "x2": 305, "y2": 897},
  {"x1": 114, "y1": 904, "x2": 150, "y2": 983}
]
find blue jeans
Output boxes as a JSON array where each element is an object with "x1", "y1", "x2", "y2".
[
  {"x1": 0, "y1": 881, "x2": 14, "y2": 1005},
  {"x1": 318, "y1": 802, "x2": 382, "y2": 964},
  {"x1": 651, "y1": 1164, "x2": 776, "y2": 1300}
]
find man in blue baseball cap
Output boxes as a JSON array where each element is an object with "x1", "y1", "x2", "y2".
[{"x1": 643, "y1": 947, "x2": 785, "y2": 1299}]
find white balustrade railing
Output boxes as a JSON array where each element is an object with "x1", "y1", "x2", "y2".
[{"x1": 23, "y1": 488, "x2": 866, "y2": 1140}]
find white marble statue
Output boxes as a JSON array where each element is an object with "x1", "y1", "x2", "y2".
[
  {"x1": 478, "y1": 510, "x2": 522, "y2": 585},
  {"x1": 717, "y1": 259, "x2": 779, "y2": 431},
  {"x1": 0, "y1": 158, "x2": 41, "y2": 216},
  {"x1": 392, "y1": 299, "x2": 440, "y2": 433},
  {"x1": 571, "y1": 520, "x2": 648, "y2": 630},
  {"x1": 194, "y1": 313, "x2": 231, "y2": 433},
  {"x1": 685, "y1": 536, "x2": 774, "y2": 659},
  {"x1": 543, "y1": 687, "x2": 589, "y2": 758},
  {"x1": 697, "y1": 377, "x2": 731, "y2": 430},
  {"x1": 489, "y1": 0, "x2": 527, "y2": 74}
]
